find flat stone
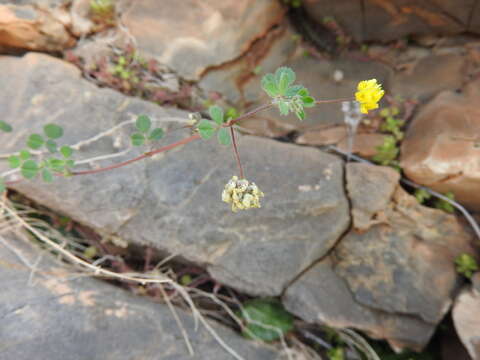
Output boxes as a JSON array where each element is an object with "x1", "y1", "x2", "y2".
[
  {"x1": 284, "y1": 163, "x2": 475, "y2": 351},
  {"x1": 122, "y1": 0, "x2": 286, "y2": 81},
  {"x1": 400, "y1": 79, "x2": 480, "y2": 211},
  {"x1": 453, "y1": 285, "x2": 480, "y2": 359},
  {"x1": 0, "y1": 232, "x2": 280, "y2": 360},
  {"x1": 0, "y1": 53, "x2": 350, "y2": 296}
]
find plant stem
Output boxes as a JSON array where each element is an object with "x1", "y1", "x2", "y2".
[
  {"x1": 226, "y1": 103, "x2": 274, "y2": 127},
  {"x1": 230, "y1": 127, "x2": 244, "y2": 179},
  {"x1": 72, "y1": 134, "x2": 200, "y2": 176},
  {"x1": 315, "y1": 97, "x2": 354, "y2": 104}
]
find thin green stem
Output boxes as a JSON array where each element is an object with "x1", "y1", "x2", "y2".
[{"x1": 230, "y1": 127, "x2": 244, "y2": 179}]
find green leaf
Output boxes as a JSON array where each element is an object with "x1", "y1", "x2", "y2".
[
  {"x1": 131, "y1": 133, "x2": 145, "y2": 146},
  {"x1": 414, "y1": 189, "x2": 431, "y2": 204},
  {"x1": 298, "y1": 88, "x2": 309, "y2": 97},
  {"x1": 19, "y1": 150, "x2": 30, "y2": 160},
  {"x1": 209, "y1": 106, "x2": 224, "y2": 125},
  {"x1": 197, "y1": 120, "x2": 216, "y2": 140},
  {"x1": 148, "y1": 128, "x2": 164, "y2": 141},
  {"x1": 0, "y1": 121, "x2": 12, "y2": 132},
  {"x1": 302, "y1": 96, "x2": 315, "y2": 107},
  {"x1": 8, "y1": 155, "x2": 21, "y2": 169},
  {"x1": 239, "y1": 298, "x2": 294, "y2": 342},
  {"x1": 278, "y1": 101, "x2": 289, "y2": 116},
  {"x1": 285, "y1": 85, "x2": 303, "y2": 97},
  {"x1": 21, "y1": 160, "x2": 39, "y2": 179},
  {"x1": 135, "y1": 115, "x2": 151, "y2": 133},
  {"x1": 47, "y1": 158, "x2": 65, "y2": 172},
  {"x1": 0, "y1": 178, "x2": 5, "y2": 193},
  {"x1": 43, "y1": 124, "x2": 64, "y2": 139},
  {"x1": 65, "y1": 159, "x2": 75, "y2": 168},
  {"x1": 42, "y1": 168, "x2": 54, "y2": 183},
  {"x1": 27, "y1": 134, "x2": 44, "y2": 150},
  {"x1": 275, "y1": 67, "x2": 295, "y2": 94},
  {"x1": 60, "y1": 146, "x2": 73, "y2": 158},
  {"x1": 295, "y1": 109, "x2": 306, "y2": 121},
  {"x1": 46, "y1": 139, "x2": 57, "y2": 153},
  {"x1": 217, "y1": 127, "x2": 231, "y2": 146},
  {"x1": 261, "y1": 73, "x2": 278, "y2": 97}
]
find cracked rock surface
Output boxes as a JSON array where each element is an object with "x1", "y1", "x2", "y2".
[
  {"x1": 0, "y1": 53, "x2": 350, "y2": 297},
  {"x1": 0, "y1": 232, "x2": 281, "y2": 360},
  {"x1": 283, "y1": 163, "x2": 476, "y2": 351}
]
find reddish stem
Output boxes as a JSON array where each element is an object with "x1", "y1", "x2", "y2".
[
  {"x1": 230, "y1": 127, "x2": 244, "y2": 179},
  {"x1": 72, "y1": 134, "x2": 200, "y2": 176}
]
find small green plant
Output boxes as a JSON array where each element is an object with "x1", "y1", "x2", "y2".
[
  {"x1": 379, "y1": 106, "x2": 404, "y2": 140},
  {"x1": 89, "y1": 0, "x2": 115, "y2": 25},
  {"x1": 433, "y1": 191, "x2": 455, "y2": 213},
  {"x1": 5, "y1": 123, "x2": 75, "y2": 182},
  {"x1": 237, "y1": 298, "x2": 294, "y2": 342},
  {"x1": 372, "y1": 135, "x2": 400, "y2": 169},
  {"x1": 283, "y1": 0, "x2": 302, "y2": 8},
  {"x1": 455, "y1": 253, "x2": 478, "y2": 278},
  {"x1": 327, "y1": 347, "x2": 344, "y2": 360},
  {"x1": 1, "y1": 67, "x2": 385, "y2": 212},
  {"x1": 414, "y1": 188, "x2": 431, "y2": 204}
]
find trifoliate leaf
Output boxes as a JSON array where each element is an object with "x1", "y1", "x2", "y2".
[
  {"x1": 148, "y1": 128, "x2": 164, "y2": 141},
  {"x1": 209, "y1": 105, "x2": 224, "y2": 125},
  {"x1": 278, "y1": 101, "x2": 289, "y2": 116},
  {"x1": 275, "y1": 67, "x2": 295, "y2": 94},
  {"x1": 261, "y1": 73, "x2": 278, "y2": 97},
  {"x1": 8, "y1": 155, "x2": 21, "y2": 169},
  {"x1": 43, "y1": 124, "x2": 64, "y2": 139},
  {"x1": 21, "y1": 160, "x2": 39, "y2": 179},
  {"x1": 285, "y1": 85, "x2": 303, "y2": 97},
  {"x1": 131, "y1": 133, "x2": 145, "y2": 146},
  {"x1": 0, "y1": 121, "x2": 12, "y2": 132},
  {"x1": 19, "y1": 150, "x2": 30, "y2": 160},
  {"x1": 302, "y1": 96, "x2": 315, "y2": 107},
  {"x1": 27, "y1": 134, "x2": 44, "y2": 150},
  {"x1": 60, "y1": 145, "x2": 73, "y2": 158},
  {"x1": 197, "y1": 120, "x2": 216, "y2": 140},
  {"x1": 46, "y1": 139, "x2": 58, "y2": 153},
  {"x1": 217, "y1": 127, "x2": 231, "y2": 146},
  {"x1": 239, "y1": 298, "x2": 294, "y2": 342},
  {"x1": 42, "y1": 168, "x2": 53, "y2": 183},
  {"x1": 135, "y1": 115, "x2": 151, "y2": 133}
]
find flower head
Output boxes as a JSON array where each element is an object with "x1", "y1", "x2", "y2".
[
  {"x1": 222, "y1": 176, "x2": 264, "y2": 212},
  {"x1": 355, "y1": 79, "x2": 384, "y2": 114}
]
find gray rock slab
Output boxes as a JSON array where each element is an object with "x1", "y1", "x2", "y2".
[
  {"x1": 284, "y1": 163, "x2": 476, "y2": 351},
  {"x1": 0, "y1": 233, "x2": 280, "y2": 360},
  {"x1": 0, "y1": 53, "x2": 350, "y2": 296}
]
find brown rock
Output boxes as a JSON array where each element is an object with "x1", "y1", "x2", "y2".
[
  {"x1": 284, "y1": 163, "x2": 475, "y2": 351},
  {"x1": 400, "y1": 79, "x2": 480, "y2": 211},
  {"x1": 0, "y1": 3, "x2": 75, "y2": 52},
  {"x1": 122, "y1": 0, "x2": 286, "y2": 81},
  {"x1": 453, "y1": 284, "x2": 480, "y2": 359},
  {"x1": 302, "y1": 0, "x2": 474, "y2": 43}
]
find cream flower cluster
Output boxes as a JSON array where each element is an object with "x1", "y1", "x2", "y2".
[{"x1": 222, "y1": 176, "x2": 264, "y2": 212}]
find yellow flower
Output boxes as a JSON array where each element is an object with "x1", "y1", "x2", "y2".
[
  {"x1": 222, "y1": 176, "x2": 264, "y2": 212},
  {"x1": 355, "y1": 79, "x2": 384, "y2": 114}
]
